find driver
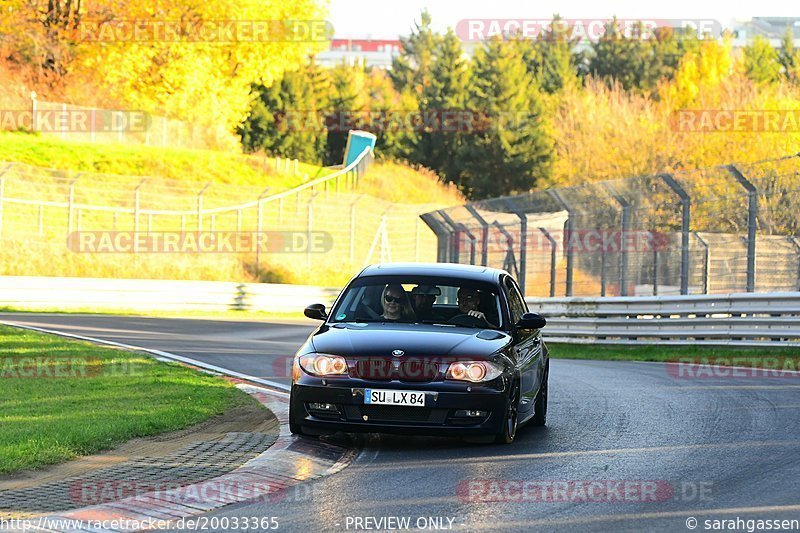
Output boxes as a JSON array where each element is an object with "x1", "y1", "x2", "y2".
[{"x1": 456, "y1": 287, "x2": 492, "y2": 325}]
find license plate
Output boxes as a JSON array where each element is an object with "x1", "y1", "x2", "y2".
[{"x1": 364, "y1": 389, "x2": 426, "y2": 407}]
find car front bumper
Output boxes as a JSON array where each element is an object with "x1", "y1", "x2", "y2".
[{"x1": 290, "y1": 381, "x2": 510, "y2": 437}]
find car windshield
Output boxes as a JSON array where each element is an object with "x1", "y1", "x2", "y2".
[{"x1": 329, "y1": 276, "x2": 504, "y2": 329}]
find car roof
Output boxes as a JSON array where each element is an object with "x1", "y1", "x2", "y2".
[{"x1": 358, "y1": 263, "x2": 510, "y2": 284}]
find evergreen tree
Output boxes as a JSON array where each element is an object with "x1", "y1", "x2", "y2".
[
  {"x1": 457, "y1": 37, "x2": 553, "y2": 199},
  {"x1": 419, "y1": 29, "x2": 470, "y2": 180},
  {"x1": 588, "y1": 19, "x2": 698, "y2": 93},
  {"x1": 743, "y1": 36, "x2": 781, "y2": 84},
  {"x1": 238, "y1": 60, "x2": 328, "y2": 164},
  {"x1": 323, "y1": 62, "x2": 366, "y2": 165},
  {"x1": 522, "y1": 15, "x2": 583, "y2": 94},
  {"x1": 390, "y1": 10, "x2": 442, "y2": 97},
  {"x1": 779, "y1": 29, "x2": 800, "y2": 84},
  {"x1": 363, "y1": 68, "x2": 414, "y2": 160}
]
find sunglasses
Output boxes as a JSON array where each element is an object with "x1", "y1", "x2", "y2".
[{"x1": 384, "y1": 295, "x2": 404, "y2": 303}]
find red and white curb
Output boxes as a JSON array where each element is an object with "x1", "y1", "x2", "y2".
[{"x1": 0, "y1": 322, "x2": 360, "y2": 533}]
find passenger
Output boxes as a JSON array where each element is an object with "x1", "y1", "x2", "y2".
[
  {"x1": 380, "y1": 284, "x2": 414, "y2": 321},
  {"x1": 410, "y1": 284, "x2": 444, "y2": 321}
]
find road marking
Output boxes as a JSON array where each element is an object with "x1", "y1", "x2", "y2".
[{"x1": 0, "y1": 320, "x2": 290, "y2": 394}]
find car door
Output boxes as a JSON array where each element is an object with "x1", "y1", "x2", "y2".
[{"x1": 503, "y1": 275, "x2": 541, "y2": 416}]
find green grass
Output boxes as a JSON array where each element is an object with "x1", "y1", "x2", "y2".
[
  {"x1": 0, "y1": 130, "x2": 324, "y2": 189},
  {"x1": 549, "y1": 342, "x2": 800, "y2": 367},
  {"x1": 0, "y1": 324, "x2": 249, "y2": 474}
]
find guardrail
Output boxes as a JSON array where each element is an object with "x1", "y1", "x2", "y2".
[
  {"x1": 526, "y1": 292, "x2": 800, "y2": 346},
  {"x1": 0, "y1": 276, "x2": 339, "y2": 313}
]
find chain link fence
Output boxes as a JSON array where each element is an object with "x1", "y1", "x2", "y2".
[
  {"x1": 0, "y1": 149, "x2": 443, "y2": 287},
  {"x1": 422, "y1": 154, "x2": 800, "y2": 297}
]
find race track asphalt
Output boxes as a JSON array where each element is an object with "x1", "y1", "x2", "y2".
[{"x1": 4, "y1": 314, "x2": 799, "y2": 533}]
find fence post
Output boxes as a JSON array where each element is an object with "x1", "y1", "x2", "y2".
[
  {"x1": 349, "y1": 195, "x2": 363, "y2": 264},
  {"x1": 196, "y1": 182, "x2": 211, "y2": 233},
  {"x1": 694, "y1": 232, "x2": 710, "y2": 294},
  {"x1": 548, "y1": 189, "x2": 574, "y2": 296},
  {"x1": 419, "y1": 212, "x2": 451, "y2": 263},
  {"x1": 306, "y1": 191, "x2": 319, "y2": 269},
  {"x1": 134, "y1": 178, "x2": 147, "y2": 239},
  {"x1": 465, "y1": 204, "x2": 490, "y2": 266},
  {"x1": 505, "y1": 202, "x2": 528, "y2": 294},
  {"x1": 790, "y1": 237, "x2": 800, "y2": 291},
  {"x1": 652, "y1": 244, "x2": 659, "y2": 296},
  {"x1": 660, "y1": 173, "x2": 691, "y2": 295},
  {"x1": 459, "y1": 223, "x2": 478, "y2": 266},
  {"x1": 539, "y1": 227, "x2": 557, "y2": 297},
  {"x1": 67, "y1": 174, "x2": 81, "y2": 238},
  {"x1": 727, "y1": 165, "x2": 757, "y2": 292},
  {"x1": 255, "y1": 187, "x2": 270, "y2": 274},
  {"x1": 603, "y1": 184, "x2": 630, "y2": 296},
  {"x1": 493, "y1": 221, "x2": 519, "y2": 279},
  {"x1": 439, "y1": 211, "x2": 461, "y2": 263}
]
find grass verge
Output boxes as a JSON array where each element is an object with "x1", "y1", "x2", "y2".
[
  {"x1": 0, "y1": 131, "x2": 323, "y2": 189},
  {"x1": 549, "y1": 342, "x2": 800, "y2": 368},
  {"x1": 0, "y1": 324, "x2": 250, "y2": 474}
]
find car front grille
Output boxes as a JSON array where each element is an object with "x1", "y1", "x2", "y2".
[
  {"x1": 350, "y1": 357, "x2": 440, "y2": 382},
  {"x1": 343, "y1": 405, "x2": 448, "y2": 424}
]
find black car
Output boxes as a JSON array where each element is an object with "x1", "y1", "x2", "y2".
[{"x1": 289, "y1": 263, "x2": 549, "y2": 444}]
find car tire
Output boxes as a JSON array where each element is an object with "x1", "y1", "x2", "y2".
[
  {"x1": 531, "y1": 362, "x2": 549, "y2": 427},
  {"x1": 495, "y1": 380, "x2": 520, "y2": 444}
]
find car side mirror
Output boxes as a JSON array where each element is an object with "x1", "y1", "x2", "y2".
[
  {"x1": 304, "y1": 303, "x2": 327, "y2": 320},
  {"x1": 515, "y1": 312, "x2": 546, "y2": 330}
]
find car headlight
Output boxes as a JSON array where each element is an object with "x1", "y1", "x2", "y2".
[
  {"x1": 298, "y1": 353, "x2": 349, "y2": 377},
  {"x1": 446, "y1": 361, "x2": 503, "y2": 383}
]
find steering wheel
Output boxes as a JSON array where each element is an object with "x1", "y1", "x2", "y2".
[{"x1": 447, "y1": 313, "x2": 488, "y2": 327}]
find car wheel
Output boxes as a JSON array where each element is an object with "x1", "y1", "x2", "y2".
[
  {"x1": 495, "y1": 380, "x2": 520, "y2": 444},
  {"x1": 531, "y1": 363, "x2": 549, "y2": 427}
]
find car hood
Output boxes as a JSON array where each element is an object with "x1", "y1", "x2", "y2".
[{"x1": 310, "y1": 322, "x2": 512, "y2": 357}]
